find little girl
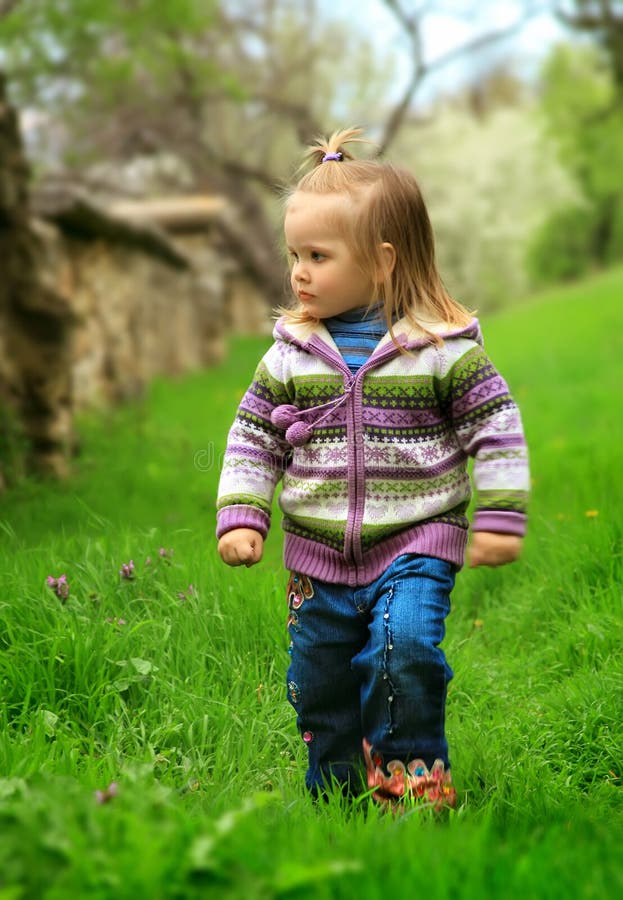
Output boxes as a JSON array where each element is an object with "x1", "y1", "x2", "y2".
[{"x1": 217, "y1": 128, "x2": 529, "y2": 808}]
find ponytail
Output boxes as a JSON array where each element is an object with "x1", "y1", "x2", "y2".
[{"x1": 299, "y1": 127, "x2": 369, "y2": 171}]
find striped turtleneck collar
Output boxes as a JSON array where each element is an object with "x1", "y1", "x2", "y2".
[{"x1": 324, "y1": 302, "x2": 387, "y2": 373}]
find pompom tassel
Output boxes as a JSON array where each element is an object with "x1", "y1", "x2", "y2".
[
  {"x1": 271, "y1": 404, "x2": 300, "y2": 429},
  {"x1": 285, "y1": 421, "x2": 314, "y2": 447}
]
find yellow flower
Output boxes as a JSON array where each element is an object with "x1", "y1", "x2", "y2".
[{"x1": 584, "y1": 510, "x2": 599, "y2": 518}]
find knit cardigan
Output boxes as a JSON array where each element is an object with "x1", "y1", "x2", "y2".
[{"x1": 216, "y1": 315, "x2": 529, "y2": 587}]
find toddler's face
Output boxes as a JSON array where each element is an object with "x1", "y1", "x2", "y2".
[{"x1": 284, "y1": 191, "x2": 376, "y2": 319}]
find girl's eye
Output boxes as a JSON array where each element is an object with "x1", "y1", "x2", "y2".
[{"x1": 287, "y1": 249, "x2": 325, "y2": 263}]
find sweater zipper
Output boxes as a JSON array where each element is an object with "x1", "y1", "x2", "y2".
[
  {"x1": 343, "y1": 373, "x2": 364, "y2": 568},
  {"x1": 343, "y1": 344, "x2": 402, "y2": 569},
  {"x1": 305, "y1": 336, "x2": 401, "y2": 573}
]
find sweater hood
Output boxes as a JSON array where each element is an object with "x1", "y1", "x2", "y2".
[{"x1": 273, "y1": 315, "x2": 484, "y2": 354}]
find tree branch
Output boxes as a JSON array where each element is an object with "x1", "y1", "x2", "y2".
[
  {"x1": 250, "y1": 91, "x2": 324, "y2": 145},
  {"x1": 376, "y1": 0, "x2": 425, "y2": 156},
  {"x1": 377, "y1": 0, "x2": 547, "y2": 156},
  {"x1": 209, "y1": 155, "x2": 284, "y2": 192}
]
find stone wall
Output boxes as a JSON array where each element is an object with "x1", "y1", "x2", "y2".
[
  {"x1": 0, "y1": 73, "x2": 75, "y2": 481},
  {"x1": 37, "y1": 192, "x2": 275, "y2": 413},
  {"x1": 56, "y1": 230, "x2": 227, "y2": 409},
  {"x1": 0, "y1": 177, "x2": 273, "y2": 484},
  {"x1": 1, "y1": 74, "x2": 273, "y2": 485}
]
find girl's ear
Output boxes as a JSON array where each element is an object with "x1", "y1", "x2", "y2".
[{"x1": 375, "y1": 242, "x2": 396, "y2": 283}]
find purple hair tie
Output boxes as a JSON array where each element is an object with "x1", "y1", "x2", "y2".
[{"x1": 321, "y1": 151, "x2": 343, "y2": 163}]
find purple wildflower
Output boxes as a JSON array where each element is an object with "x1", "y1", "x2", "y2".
[
  {"x1": 158, "y1": 547, "x2": 173, "y2": 563},
  {"x1": 177, "y1": 584, "x2": 195, "y2": 602},
  {"x1": 119, "y1": 560, "x2": 135, "y2": 579},
  {"x1": 95, "y1": 782, "x2": 119, "y2": 805},
  {"x1": 46, "y1": 574, "x2": 69, "y2": 601}
]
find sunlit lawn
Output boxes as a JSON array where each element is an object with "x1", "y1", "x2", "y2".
[{"x1": 0, "y1": 267, "x2": 622, "y2": 898}]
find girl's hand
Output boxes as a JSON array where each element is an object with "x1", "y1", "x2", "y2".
[
  {"x1": 218, "y1": 528, "x2": 264, "y2": 567},
  {"x1": 468, "y1": 532, "x2": 523, "y2": 568}
]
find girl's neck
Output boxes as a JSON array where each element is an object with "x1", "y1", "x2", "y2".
[{"x1": 328, "y1": 301, "x2": 383, "y2": 323}]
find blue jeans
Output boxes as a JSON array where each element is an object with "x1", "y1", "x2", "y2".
[{"x1": 286, "y1": 554, "x2": 457, "y2": 794}]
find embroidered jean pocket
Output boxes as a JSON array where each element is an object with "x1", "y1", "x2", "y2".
[{"x1": 286, "y1": 572, "x2": 314, "y2": 631}]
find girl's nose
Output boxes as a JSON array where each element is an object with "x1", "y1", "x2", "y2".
[{"x1": 293, "y1": 261, "x2": 310, "y2": 283}]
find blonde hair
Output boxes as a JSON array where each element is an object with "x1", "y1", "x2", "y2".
[{"x1": 280, "y1": 127, "x2": 473, "y2": 343}]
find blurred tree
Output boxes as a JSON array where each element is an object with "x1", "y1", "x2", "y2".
[
  {"x1": 528, "y1": 40, "x2": 623, "y2": 281},
  {"x1": 555, "y1": 0, "x2": 623, "y2": 100},
  {"x1": 394, "y1": 100, "x2": 578, "y2": 310},
  {"x1": 445, "y1": 65, "x2": 528, "y2": 120},
  {"x1": 0, "y1": 0, "x2": 546, "y2": 307},
  {"x1": 377, "y1": 0, "x2": 545, "y2": 152}
]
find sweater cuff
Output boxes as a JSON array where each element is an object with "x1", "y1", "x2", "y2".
[
  {"x1": 472, "y1": 510, "x2": 526, "y2": 536},
  {"x1": 216, "y1": 505, "x2": 270, "y2": 539}
]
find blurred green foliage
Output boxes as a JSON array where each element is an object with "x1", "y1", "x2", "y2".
[
  {"x1": 527, "y1": 204, "x2": 597, "y2": 282},
  {"x1": 0, "y1": 0, "x2": 224, "y2": 97},
  {"x1": 529, "y1": 43, "x2": 623, "y2": 284}
]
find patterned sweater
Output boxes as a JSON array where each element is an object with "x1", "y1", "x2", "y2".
[{"x1": 216, "y1": 315, "x2": 529, "y2": 587}]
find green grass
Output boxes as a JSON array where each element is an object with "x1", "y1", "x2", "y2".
[{"x1": 1, "y1": 267, "x2": 622, "y2": 898}]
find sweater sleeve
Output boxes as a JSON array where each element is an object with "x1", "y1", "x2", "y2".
[
  {"x1": 216, "y1": 343, "x2": 292, "y2": 539},
  {"x1": 442, "y1": 343, "x2": 530, "y2": 536}
]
